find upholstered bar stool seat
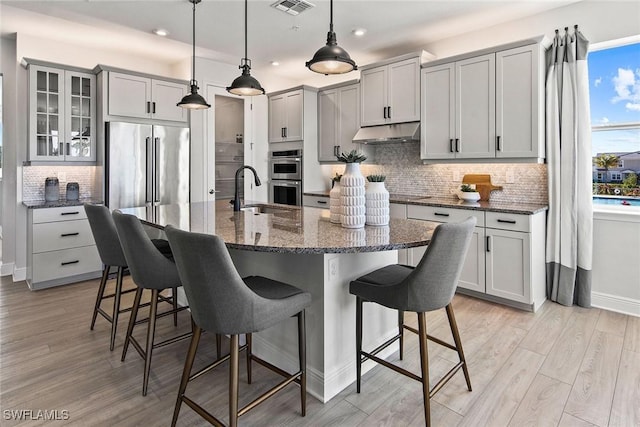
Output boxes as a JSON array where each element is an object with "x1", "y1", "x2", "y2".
[
  {"x1": 349, "y1": 217, "x2": 477, "y2": 426},
  {"x1": 112, "y1": 211, "x2": 192, "y2": 396},
  {"x1": 165, "y1": 225, "x2": 312, "y2": 427}
]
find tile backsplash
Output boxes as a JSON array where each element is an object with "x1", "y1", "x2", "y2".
[
  {"x1": 332, "y1": 143, "x2": 548, "y2": 205},
  {"x1": 23, "y1": 166, "x2": 102, "y2": 202}
]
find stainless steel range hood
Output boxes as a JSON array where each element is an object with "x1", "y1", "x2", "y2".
[{"x1": 352, "y1": 122, "x2": 420, "y2": 144}]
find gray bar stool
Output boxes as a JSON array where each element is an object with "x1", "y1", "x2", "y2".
[
  {"x1": 165, "y1": 225, "x2": 312, "y2": 427},
  {"x1": 112, "y1": 211, "x2": 192, "y2": 396},
  {"x1": 349, "y1": 217, "x2": 476, "y2": 426}
]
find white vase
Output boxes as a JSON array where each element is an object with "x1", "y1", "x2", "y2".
[
  {"x1": 329, "y1": 181, "x2": 342, "y2": 224},
  {"x1": 340, "y1": 163, "x2": 366, "y2": 229},
  {"x1": 365, "y1": 181, "x2": 390, "y2": 226}
]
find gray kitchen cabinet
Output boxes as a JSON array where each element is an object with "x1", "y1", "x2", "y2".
[
  {"x1": 318, "y1": 82, "x2": 360, "y2": 162},
  {"x1": 108, "y1": 71, "x2": 188, "y2": 123},
  {"x1": 303, "y1": 195, "x2": 330, "y2": 208},
  {"x1": 27, "y1": 62, "x2": 96, "y2": 162},
  {"x1": 27, "y1": 206, "x2": 102, "y2": 290},
  {"x1": 360, "y1": 56, "x2": 420, "y2": 126},
  {"x1": 269, "y1": 88, "x2": 304, "y2": 142},
  {"x1": 421, "y1": 39, "x2": 546, "y2": 161}
]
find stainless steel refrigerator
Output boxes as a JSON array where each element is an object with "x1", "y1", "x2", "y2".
[{"x1": 105, "y1": 122, "x2": 190, "y2": 211}]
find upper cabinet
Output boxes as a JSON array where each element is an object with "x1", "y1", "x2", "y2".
[
  {"x1": 268, "y1": 88, "x2": 304, "y2": 142},
  {"x1": 27, "y1": 63, "x2": 96, "y2": 162},
  {"x1": 361, "y1": 56, "x2": 421, "y2": 126},
  {"x1": 318, "y1": 82, "x2": 361, "y2": 162},
  {"x1": 107, "y1": 72, "x2": 188, "y2": 123},
  {"x1": 421, "y1": 40, "x2": 546, "y2": 161}
]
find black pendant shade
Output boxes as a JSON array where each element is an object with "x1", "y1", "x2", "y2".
[
  {"x1": 227, "y1": 0, "x2": 265, "y2": 96},
  {"x1": 178, "y1": 0, "x2": 210, "y2": 109},
  {"x1": 306, "y1": 0, "x2": 357, "y2": 75}
]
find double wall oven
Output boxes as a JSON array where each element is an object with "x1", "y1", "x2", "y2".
[{"x1": 269, "y1": 149, "x2": 302, "y2": 206}]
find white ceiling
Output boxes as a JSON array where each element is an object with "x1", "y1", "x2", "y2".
[{"x1": 1, "y1": 0, "x2": 580, "y2": 82}]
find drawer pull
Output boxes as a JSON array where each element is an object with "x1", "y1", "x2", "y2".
[
  {"x1": 497, "y1": 219, "x2": 517, "y2": 224},
  {"x1": 61, "y1": 232, "x2": 80, "y2": 237},
  {"x1": 61, "y1": 260, "x2": 80, "y2": 266},
  {"x1": 434, "y1": 212, "x2": 450, "y2": 217},
  {"x1": 316, "y1": 200, "x2": 328, "y2": 205},
  {"x1": 61, "y1": 211, "x2": 80, "y2": 216}
]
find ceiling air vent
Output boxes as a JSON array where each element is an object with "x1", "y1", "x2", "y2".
[{"x1": 270, "y1": 0, "x2": 315, "y2": 16}]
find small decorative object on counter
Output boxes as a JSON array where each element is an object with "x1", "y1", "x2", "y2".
[
  {"x1": 365, "y1": 175, "x2": 389, "y2": 226},
  {"x1": 330, "y1": 173, "x2": 343, "y2": 224},
  {"x1": 66, "y1": 182, "x2": 80, "y2": 200},
  {"x1": 458, "y1": 184, "x2": 481, "y2": 202},
  {"x1": 337, "y1": 150, "x2": 366, "y2": 229},
  {"x1": 44, "y1": 177, "x2": 60, "y2": 202}
]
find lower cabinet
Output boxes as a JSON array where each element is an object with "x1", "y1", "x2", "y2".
[
  {"x1": 27, "y1": 206, "x2": 102, "y2": 290},
  {"x1": 303, "y1": 195, "x2": 330, "y2": 208},
  {"x1": 406, "y1": 204, "x2": 546, "y2": 311}
]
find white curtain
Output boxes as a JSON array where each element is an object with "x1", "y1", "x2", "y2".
[{"x1": 546, "y1": 26, "x2": 593, "y2": 307}]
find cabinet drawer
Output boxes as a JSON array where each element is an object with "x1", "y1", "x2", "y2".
[
  {"x1": 33, "y1": 206, "x2": 87, "y2": 223},
  {"x1": 33, "y1": 219, "x2": 95, "y2": 253},
  {"x1": 407, "y1": 205, "x2": 485, "y2": 226},
  {"x1": 303, "y1": 195, "x2": 330, "y2": 208},
  {"x1": 32, "y1": 245, "x2": 101, "y2": 283},
  {"x1": 486, "y1": 212, "x2": 530, "y2": 232}
]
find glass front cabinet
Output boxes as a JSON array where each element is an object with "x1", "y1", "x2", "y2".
[{"x1": 28, "y1": 64, "x2": 96, "y2": 162}]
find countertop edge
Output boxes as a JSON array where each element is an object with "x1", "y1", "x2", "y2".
[{"x1": 23, "y1": 199, "x2": 104, "y2": 209}]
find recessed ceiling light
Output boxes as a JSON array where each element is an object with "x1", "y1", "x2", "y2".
[
  {"x1": 153, "y1": 28, "x2": 169, "y2": 37},
  {"x1": 352, "y1": 28, "x2": 367, "y2": 37},
  {"x1": 271, "y1": 61, "x2": 280, "y2": 66}
]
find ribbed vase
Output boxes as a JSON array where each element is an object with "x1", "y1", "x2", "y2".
[
  {"x1": 329, "y1": 181, "x2": 342, "y2": 224},
  {"x1": 365, "y1": 181, "x2": 390, "y2": 226},
  {"x1": 340, "y1": 163, "x2": 366, "y2": 229}
]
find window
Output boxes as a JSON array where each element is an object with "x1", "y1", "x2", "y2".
[{"x1": 589, "y1": 40, "x2": 640, "y2": 195}]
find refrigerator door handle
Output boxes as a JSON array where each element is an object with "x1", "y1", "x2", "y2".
[
  {"x1": 145, "y1": 136, "x2": 152, "y2": 206},
  {"x1": 154, "y1": 137, "x2": 160, "y2": 205}
]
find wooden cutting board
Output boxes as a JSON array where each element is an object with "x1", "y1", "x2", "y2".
[{"x1": 462, "y1": 174, "x2": 503, "y2": 201}]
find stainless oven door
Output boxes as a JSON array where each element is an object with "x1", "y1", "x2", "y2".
[
  {"x1": 270, "y1": 157, "x2": 302, "y2": 180},
  {"x1": 269, "y1": 180, "x2": 302, "y2": 206}
]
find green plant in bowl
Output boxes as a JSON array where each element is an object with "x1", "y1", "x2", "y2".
[
  {"x1": 460, "y1": 184, "x2": 477, "y2": 192},
  {"x1": 366, "y1": 174, "x2": 386, "y2": 182},
  {"x1": 336, "y1": 150, "x2": 367, "y2": 163}
]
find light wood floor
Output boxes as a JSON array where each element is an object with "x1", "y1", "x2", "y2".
[{"x1": 1, "y1": 274, "x2": 638, "y2": 426}]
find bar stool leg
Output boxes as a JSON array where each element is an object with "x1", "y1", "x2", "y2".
[
  {"x1": 417, "y1": 312, "x2": 431, "y2": 426},
  {"x1": 122, "y1": 287, "x2": 143, "y2": 362},
  {"x1": 171, "y1": 319, "x2": 202, "y2": 427},
  {"x1": 142, "y1": 289, "x2": 159, "y2": 396},
  {"x1": 90, "y1": 267, "x2": 110, "y2": 330},
  {"x1": 246, "y1": 333, "x2": 252, "y2": 384},
  {"x1": 216, "y1": 334, "x2": 222, "y2": 360},
  {"x1": 355, "y1": 296, "x2": 363, "y2": 393},
  {"x1": 446, "y1": 304, "x2": 472, "y2": 391},
  {"x1": 398, "y1": 310, "x2": 405, "y2": 360},
  {"x1": 109, "y1": 266, "x2": 125, "y2": 351},
  {"x1": 172, "y1": 287, "x2": 178, "y2": 326},
  {"x1": 229, "y1": 334, "x2": 240, "y2": 427},
  {"x1": 298, "y1": 310, "x2": 307, "y2": 417}
]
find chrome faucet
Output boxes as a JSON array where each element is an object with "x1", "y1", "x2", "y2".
[{"x1": 232, "y1": 165, "x2": 262, "y2": 211}]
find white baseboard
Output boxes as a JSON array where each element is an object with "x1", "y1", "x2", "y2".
[
  {"x1": 13, "y1": 267, "x2": 27, "y2": 282},
  {"x1": 592, "y1": 291, "x2": 640, "y2": 317},
  {"x1": 0, "y1": 262, "x2": 14, "y2": 277}
]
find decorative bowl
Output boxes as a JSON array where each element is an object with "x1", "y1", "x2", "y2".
[{"x1": 458, "y1": 191, "x2": 481, "y2": 202}]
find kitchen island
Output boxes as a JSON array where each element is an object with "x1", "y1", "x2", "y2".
[{"x1": 121, "y1": 200, "x2": 440, "y2": 402}]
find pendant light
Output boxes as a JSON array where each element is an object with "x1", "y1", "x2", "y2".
[
  {"x1": 306, "y1": 0, "x2": 357, "y2": 75},
  {"x1": 227, "y1": 0, "x2": 265, "y2": 96},
  {"x1": 177, "y1": 0, "x2": 211, "y2": 109}
]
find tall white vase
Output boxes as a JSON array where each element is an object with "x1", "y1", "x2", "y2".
[
  {"x1": 365, "y1": 181, "x2": 390, "y2": 226},
  {"x1": 340, "y1": 163, "x2": 366, "y2": 229},
  {"x1": 329, "y1": 181, "x2": 342, "y2": 224}
]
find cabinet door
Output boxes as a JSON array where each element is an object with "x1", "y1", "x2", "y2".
[
  {"x1": 268, "y1": 94, "x2": 285, "y2": 142},
  {"x1": 64, "y1": 71, "x2": 96, "y2": 161},
  {"x1": 496, "y1": 45, "x2": 541, "y2": 158},
  {"x1": 421, "y1": 64, "x2": 456, "y2": 160},
  {"x1": 337, "y1": 84, "x2": 360, "y2": 155},
  {"x1": 29, "y1": 65, "x2": 65, "y2": 160},
  {"x1": 486, "y1": 228, "x2": 531, "y2": 304},
  {"x1": 388, "y1": 57, "x2": 420, "y2": 124},
  {"x1": 458, "y1": 227, "x2": 486, "y2": 293},
  {"x1": 318, "y1": 89, "x2": 338, "y2": 162},
  {"x1": 361, "y1": 66, "x2": 388, "y2": 126},
  {"x1": 455, "y1": 54, "x2": 495, "y2": 159},
  {"x1": 152, "y1": 79, "x2": 188, "y2": 123},
  {"x1": 108, "y1": 72, "x2": 152, "y2": 119},
  {"x1": 284, "y1": 89, "x2": 304, "y2": 141}
]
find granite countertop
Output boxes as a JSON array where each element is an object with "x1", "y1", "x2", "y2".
[
  {"x1": 120, "y1": 200, "x2": 437, "y2": 254},
  {"x1": 23, "y1": 198, "x2": 104, "y2": 209},
  {"x1": 304, "y1": 191, "x2": 548, "y2": 215}
]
